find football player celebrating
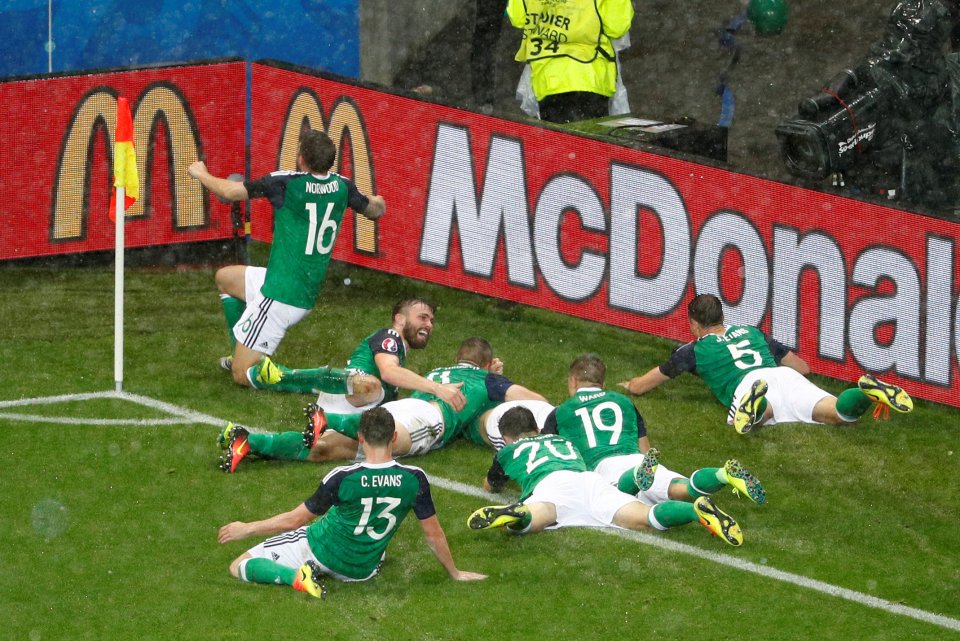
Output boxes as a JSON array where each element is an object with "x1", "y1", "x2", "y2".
[
  {"x1": 620, "y1": 293, "x2": 914, "y2": 434},
  {"x1": 237, "y1": 297, "x2": 467, "y2": 415},
  {"x1": 189, "y1": 129, "x2": 385, "y2": 390},
  {"x1": 217, "y1": 407, "x2": 485, "y2": 598},
  {"x1": 468, "y1": 406, "x2": 744, "y2": 546}
]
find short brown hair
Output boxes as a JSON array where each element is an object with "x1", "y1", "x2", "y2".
[
  {"x1": 499, "y1": 406, "x2": 538, "y2": 440},
  {"x1": 568, "y1": 353, "x2": 605, "y2": 387},
  {"x1": 299, "y1": 130, "x2": 336, "y2": 174},
  {"x1": 359, "y1": 407, "x2": 395, "y2": 446},
  {"x1": 456, "y1": 337, "x2": 493, "y2": 368},
  {"x1": 393, "y1": 297, "x2": 436, "y2": 319},
  {"x1": 688, "y1": 293, "x2": 724, "y2": 327}
]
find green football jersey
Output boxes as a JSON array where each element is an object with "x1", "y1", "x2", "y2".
[
  {"x1": 246, "y1": 171, "x2": 368, "y2": 310},
  {"x1": 346, "y1": 328, "x2": 408, "y2": 403},
  {"x1": 549, "y1": 388, "x2": 645, "y2": 469},
  {"x1": 304, "y1": 460, "x2": 434, "y2": 580},
  {"x1": 497, "y1": 434, "x2": 586, "y2": 500},
  {"x1": 411, "y1": 364, "x2": 513, "y2": 446},
  {"x1": 660, "y1": 325, "x2": 783, "y2": 407}
]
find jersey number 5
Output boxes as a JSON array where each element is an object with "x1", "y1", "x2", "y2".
[
  {"x1": 354, "y1": 496, "x2": 402, "y2": 541},
  {"x1": 727, "y1": 340, "x2": 762, "y2": 370},
  {"x1": 305, "y1": 202, "x2": 337, "y2": 255}
]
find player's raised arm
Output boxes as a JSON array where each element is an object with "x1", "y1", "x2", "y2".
[
  {"x1": 187, "y1": 161, "x2": 249, "y2": 202},
  {"x1": 362, "y1": 194, "x2": 386, "y2": 220},
  {"x1": 418, "y1": 515, "x2": 487, "y2": 581}
]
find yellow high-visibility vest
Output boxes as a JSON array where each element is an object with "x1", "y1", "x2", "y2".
[{"x1": 507, "y1": 0, "x2": 634, "y2": 100}]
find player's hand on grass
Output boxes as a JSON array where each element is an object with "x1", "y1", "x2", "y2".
[
  {"x1": 217, "y1": 521, "x2": 250, "y2": 544},
  {"x1": 451, "y1": 570, "x2": 487, "y2": 581}
]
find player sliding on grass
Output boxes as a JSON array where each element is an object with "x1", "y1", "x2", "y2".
[
  {"x1": 188, "y1": 129, "x2": 386, "y2": 390},
  {"x1": 528, "y1": 353, "x2": 765, "y2": 508},
  {"x1": 218, "y1": 337, "x2": 546, "y2": 472},
  {"x1": 217, "y1": 407, "x2": 485, "y2": 598},
  {"x1": 243, "y1": 297, "x2": 466, "y2": 414},
  {"x1": 468, "y1": 406, "x2": 744, "y2": 546},
  {"x1": 619, "y1": 293, "x2": 914, "y2": 434}
]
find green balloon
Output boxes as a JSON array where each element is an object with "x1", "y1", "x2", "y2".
[{"x1": 748, "y1": 0, "x2": 789, "y2": 35}]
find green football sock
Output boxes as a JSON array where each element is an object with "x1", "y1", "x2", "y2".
[
  {"x1": 250, "y1": 362, "x2": 351, "y2": 394},
  {"x1": 219, "y1": 295, "x2": 244, "y2": 348},
  {"x1": 836, "y1": 387, "x2": 872, "y2": 421},
  {"x1": 325, "y1": 412, "x2": 362, "y2": 440},
  {"x1": 616, "y1": 467, "x2": 641, "y2": 495},
  {"x1": 505, "y1": 509, "x2": 533, "y2": 533},
  {"x1": 649, "y1": 501, "x2": 697, "y2": 528},
  {"x1": 689, "y1": 467, "x2": 726, "y2": 496},
  {"x1": 242, "y1": 558, "x2": 296, "y2": 586},
  {"x1": 247, "y1": 432, "x2": 310, "y2": 461}
]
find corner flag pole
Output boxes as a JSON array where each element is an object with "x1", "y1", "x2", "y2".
[
  {"x1": 114, "y1": 185, "x2": 125, "y2": 392},
  {"x1": 112, "y1": 96, "x2": 139, "y2": 392}
]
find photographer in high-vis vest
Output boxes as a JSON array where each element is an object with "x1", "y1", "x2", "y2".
[{"x1": 506, "y1": 0, "x2": 634, "y2": 123}]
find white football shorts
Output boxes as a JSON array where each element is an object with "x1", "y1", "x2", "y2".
[
  {"x1": 243, "y1": 526, "x2": 379, "y2": 583},
  {"x1": 526, "y1": 469, "x2": 637, "y2": 530},
  {"x1": 233, "y1": 266, "x2": 310, "y2": 356},
  {"x1": 484, "y1": 399, "x2": 555, "y2": 450},
  {"x1": 593, "y1": 453, "x2": 684, "y2": 506},
  {"x1": 729, "y1": 366, "x2": 833, "y2": 425}
]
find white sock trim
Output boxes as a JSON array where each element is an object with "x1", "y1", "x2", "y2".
[{"x1": 647, "y1": 507, "x2": 668, "y2": 531}]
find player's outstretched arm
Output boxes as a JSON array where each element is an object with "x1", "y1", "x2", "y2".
[
  {"x1": 187, "y1": 161, "x2": 249, "y2": 202},
  {"x1": 377, "y1": 354, "x2": 467, "y2": 411},
  {"x1": 619, "y1": 366, "x2": 670, "y2": 396},
  {"x1": 217, "y1": 503, "x2": 314, "y2": 544},
  {"x1": 504, "y1": 384, "x2": 547, "y2": 403},
  {"x1": 362, "y1": 195, "x2": 386, "y2": 220},
  {"x1": 419, "y1": 515, "x2": 487, "y2": 581}
]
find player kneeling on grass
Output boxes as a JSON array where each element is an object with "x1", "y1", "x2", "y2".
[
  {"x1": 468, "y1": 406, "x2": 744, "y2": 546},
  {"x1": 217, "y1": 407, "x2": 486, "y2": 598}
]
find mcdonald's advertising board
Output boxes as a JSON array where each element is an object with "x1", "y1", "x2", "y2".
[
  {"x1": 250, "y1": 61, "x2": 960, "y2": 407},
  {"x1": 0, "y1": 60, "x2": 245, "y2": 261}
]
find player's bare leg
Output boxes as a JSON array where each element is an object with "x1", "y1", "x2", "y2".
[
  {"x1": 231, "y1": 343, "x2": 265, "y2": 387},
  {"x1": 306, "y1": 430, "x2": 361, "y2": 462}
]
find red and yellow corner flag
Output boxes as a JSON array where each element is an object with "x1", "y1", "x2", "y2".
[{"x1": 109, "y1": 96, "x2": 139, "y2": 222}]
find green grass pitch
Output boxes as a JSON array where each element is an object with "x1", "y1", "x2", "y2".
[{"x1": 1, "y1": 256, "x2": 957, "y2": 640}]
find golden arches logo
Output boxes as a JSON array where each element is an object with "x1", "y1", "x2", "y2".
[
  {"x1": 279, "y1": 90, "x2": 377, "y2": 254},
  {"x1": 52, "y1": 84, "x2": 204, "y2": 241}
]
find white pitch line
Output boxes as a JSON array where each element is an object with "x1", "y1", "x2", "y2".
[
  {"x1": 0, "y1": 412, "x2": 192, "y2": 426},
  {"x1": 431, "y1": 476, "x2": 959, "y2": 632},
  {"x1": 2, "y1": 391, "x2": 958, "y2": 633}
]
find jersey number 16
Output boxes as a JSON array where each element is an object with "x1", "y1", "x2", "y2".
[{"x1": 305, "y1": 202, "x2": 338, "y2": 256}]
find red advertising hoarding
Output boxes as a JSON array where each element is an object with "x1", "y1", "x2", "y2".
[
  {"x1": 0, "y1": 60, "x2": 246, "y2": 260},
  {"x1": 250, "y1": 62, "x2": 960, "y2": 407}
]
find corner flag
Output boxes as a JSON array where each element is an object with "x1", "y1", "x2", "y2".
[{"x1": 109, "y1": 96, "x2": 139, "y2": 222}]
